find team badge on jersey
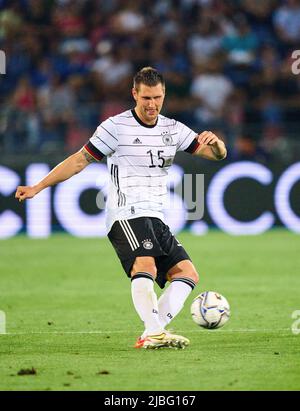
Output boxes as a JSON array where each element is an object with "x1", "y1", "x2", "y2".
[
  {"x1": 142, "y1": 239, "x2": 154, "y2": 250},
  {"x1": 161, "y1": 131, "x2": 173, "y2": 146}
]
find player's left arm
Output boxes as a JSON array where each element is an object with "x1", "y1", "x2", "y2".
[{"x1": 193, "y1": 131, "x2": 227, "y2": 161}]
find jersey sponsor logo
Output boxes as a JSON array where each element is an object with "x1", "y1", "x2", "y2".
[
  {"x1": 161, "y1": 131, "x2": 173, "y2": 146},
  {"x1": 142, "y1": 239, "x2": 154, "y2": 250},
  {"x1": 133, "y1": 138, "x2": 142, "y2": 144}
]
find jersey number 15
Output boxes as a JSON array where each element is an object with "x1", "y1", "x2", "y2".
[{"x1": 147, "y1": 150, "x2": 165, "y2": 168}]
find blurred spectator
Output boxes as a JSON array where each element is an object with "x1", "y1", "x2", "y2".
[
  {"x1": 52, "y1": 2, "x2": 86, "y2": 40},
  {"x1": 232, "y1": 134, "x2": 269, "y2": 163},
  {"x1": 91, "y1": 45, "x2": 133, "y2": 97},
  {"x1": 275, "y1": 54, "x2": 300, "y2": 138},
  {"x1": 258, "y1": 90, "x2": 284, "y2": 140},
  {"x1": 30, "y1": 57, "x2": 53, "y2": 88},
  {"x1": 223, "y1": 88, "x2": 247, "y2": 148},
  {"x1": 187, "y1": 16, "x2": 223, "y2": 65},
  {"x1": 190, "y1": 57, "x2": 233, "y2": 129},
  {"x1": 221, "y1": 12, "x2": 259, "y2": 91},
  {"x1": 24, "y1": 0, "x2": 52, "y2": 26},
  {"x1": 2, "y1": 76, "x2": 40, "y2": 153},
  {"x1": 273, "y1": 0, "x2": 300, "y2": 50},
  {"x1": 241, "y1": 0, "x2": 276, "y2": 44},
  {"x1": 222, "y1": 13, "x2": 258, "y2": 66},
  {"x1": 37, "y1": 74, "x2": 75, "y2": 152},
  {"x1": 13, "y1": 76, "x2": 36, "y2": 113},
  {"x1": 249, "y1": 44, "x2": 284, "y2": 141},
  {"x1": 0, "y1": 3, "x2": 22, "y2": 40},
  {"x1": 253, "y1": 44, "x2": 281, "y2": 83},
  {"x1": 110, "y1": 1, "x2": 146, "y2": 35}
]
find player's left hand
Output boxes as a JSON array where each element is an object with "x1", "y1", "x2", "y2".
[{"x1": 197, "y1": 131, "x2": 219, "y2": 146}]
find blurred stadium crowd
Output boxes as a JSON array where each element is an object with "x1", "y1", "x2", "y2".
[{"x1": 0, "y1": 0, "x2": 300, "y2": 163}]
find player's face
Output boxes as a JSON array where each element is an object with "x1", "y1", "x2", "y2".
[{"x1": 132, "y1": 83, "x2": 165, "y2": 125}]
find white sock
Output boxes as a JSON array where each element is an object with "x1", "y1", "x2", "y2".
[
  {"x1": 131, "y1": 274, "x2": 164, "y2": 337},
  {"x1": 158, "y1": 278, "x2": 195, "y2": 328}
]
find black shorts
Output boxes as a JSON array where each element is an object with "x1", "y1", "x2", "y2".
[{"x1": 107, "y1": 217, "x2": 191, "y2": 289}]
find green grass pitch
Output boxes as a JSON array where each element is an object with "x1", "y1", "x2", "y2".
[{"x1": 0, "y1": 230, "x2": 299, "y2": 391}]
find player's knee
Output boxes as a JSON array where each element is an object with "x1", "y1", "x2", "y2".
[
  {"x1": 189, "y1": 269, "x2": 199, "y2": 285},
  {"x1": 169, "y1": 268, "x2": 199, "y2": 286},
  {"x1": 185, "y1": 263, "x2": 199, "y2": 285},
  {"x1": 130, "y1": 256, "x2": 157, "y2": 279}
]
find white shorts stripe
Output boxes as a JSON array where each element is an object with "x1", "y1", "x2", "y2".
[
  {"x1": 123, "y1": 220, "x2": 139, "y2": 249},
  {"x1": 119, "y1": 220, "x2": 136, "y2": 251},
  {"x1": 119, "y1": 220, "x2": 139, "y2": 251}
]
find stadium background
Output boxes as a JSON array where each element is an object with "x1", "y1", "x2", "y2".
[{"x1": 1, "y1": 0, "x2": 300, "y2": 236}]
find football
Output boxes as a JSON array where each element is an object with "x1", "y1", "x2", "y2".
[{"x1": 190, "y1": 291, "x2": 230, "y2": 329}]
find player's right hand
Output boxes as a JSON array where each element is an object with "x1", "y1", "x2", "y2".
[{"x1": 15, "y1": 186, "x2": 37, "y2": 202}]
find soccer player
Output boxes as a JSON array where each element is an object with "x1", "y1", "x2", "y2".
[{"x1": 15, "y1": 67, "x2": 227, "y2": 349}]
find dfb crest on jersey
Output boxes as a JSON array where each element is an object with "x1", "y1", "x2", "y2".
[{"x1": 161, "y1": 131, "x2": 173, "y2": 146}]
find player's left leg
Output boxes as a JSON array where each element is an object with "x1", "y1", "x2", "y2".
[
  {"x1": 131, "y1": 257, "x2": 190, "y2": 349},
  {"x1": 158, "y1": 259, "x2": 199, "y2": 328}
]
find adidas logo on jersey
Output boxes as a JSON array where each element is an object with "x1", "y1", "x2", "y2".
[{"x1": 133, "y1": 138, "x2": 142, "y2": 144}]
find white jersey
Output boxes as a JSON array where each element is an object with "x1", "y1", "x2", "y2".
[{"x1": 84, "y1": 109, "x2": 198, "y2": 233}]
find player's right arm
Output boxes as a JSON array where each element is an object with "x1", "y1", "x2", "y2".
[{"x1": 15, "y1": 147, "x2": 96, "y2": 202}]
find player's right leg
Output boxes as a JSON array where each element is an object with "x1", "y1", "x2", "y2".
[
  {"x1": 130, "y1": 256, "x2": 164, "y2": 338},
  {"x1": 131, "y1": 257, "x2": 189, "y2": 349}
]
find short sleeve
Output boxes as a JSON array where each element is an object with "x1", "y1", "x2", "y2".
[
  {"x1": 84, "y1": 118, "x2": 118, "y2": 161},
  {"x1": 176, "y1": 121, "x2": 198, "y2": 152}
]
